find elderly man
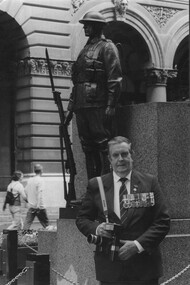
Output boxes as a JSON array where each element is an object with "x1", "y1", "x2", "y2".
[{"x1": 76, "y1": 136, "x2": 170, "y2": 285}]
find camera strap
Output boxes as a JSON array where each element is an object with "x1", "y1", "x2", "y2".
[{"x1": 97, "y1": 177, "x2": 109, "y2": 223}]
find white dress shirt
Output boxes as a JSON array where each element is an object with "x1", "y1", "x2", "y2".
[{"x1": 113, "y1": 171, "x2": 144, "y2": 253}]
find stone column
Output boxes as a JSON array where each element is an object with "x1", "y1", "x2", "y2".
[{"x1": 144, "y1": 68, "x2": 177, "y2": 102}]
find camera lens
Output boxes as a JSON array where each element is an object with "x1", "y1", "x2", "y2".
[{"x1": 87, "y1": 234, "x2": 102, "y2": 245}]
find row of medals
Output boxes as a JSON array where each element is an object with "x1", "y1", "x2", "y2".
[{"x1": 122, "y1": 192, "x2": 155, "y2": 209}]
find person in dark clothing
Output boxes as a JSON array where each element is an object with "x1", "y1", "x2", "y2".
[
  {"x1": 76, "y1": 136, "x2": 170, "y2": 285},
  {"x1": 65, "y1": 11, "x2": 122, "y2": 179}
]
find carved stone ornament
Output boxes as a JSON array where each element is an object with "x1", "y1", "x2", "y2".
[
  {"x1": 112, "y1": 0, "x2": 128, "y2": 18},
  {"x1": 144, "y1": 68, "x2": 178, "y2": 86},
  {"x1": 17, "y1": 58, "x2": 73, "y2": 77},
  {"x1": 143, "y1": 5, "x2": 180, "y2": 28},
  {"x1": 71, "y1": 0, "x2": 85, "y2": 14}
]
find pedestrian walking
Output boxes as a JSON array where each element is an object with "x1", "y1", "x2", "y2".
[
  {"x1": 3, "y1": 170, "x2": 27, "y2": 230},
  {"x1": 23, "y1": 164, "x2": 49, "y2": 230}
]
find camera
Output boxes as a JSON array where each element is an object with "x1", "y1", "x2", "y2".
[
  {"x1": 87, "y1": 223, "x2": 122, "y2": 261},
  {"x1": 87, "y1": 234, "x2": 102, "y2": 245}
]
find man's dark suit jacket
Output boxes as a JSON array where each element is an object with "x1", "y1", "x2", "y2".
[{"x1": 76, "y1": 170, "x2": 170, "y2": 283}]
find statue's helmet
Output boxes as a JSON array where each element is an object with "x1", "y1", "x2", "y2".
[{"x1": 79, "y1": 11, "x2": 107, "y2": 25}]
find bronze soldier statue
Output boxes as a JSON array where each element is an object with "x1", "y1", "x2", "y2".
[{"x1": 65, "y1": 11, "x2": 122, "y2": 179}]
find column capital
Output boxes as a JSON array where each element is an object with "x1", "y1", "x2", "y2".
[{"x1": 144, "y1": 68, "x2": 178, "y2": 86}]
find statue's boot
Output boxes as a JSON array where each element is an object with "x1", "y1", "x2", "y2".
[
  {"x1": 99, "y1": 151, "x2": 110, "y2": 175},
  {"x1": 84, "y1": 151, "x2": 101, "y2": 179}
]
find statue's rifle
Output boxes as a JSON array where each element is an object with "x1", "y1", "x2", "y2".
[{"x1": 45, "y1": 48, "x2": 77, "y2": 207}]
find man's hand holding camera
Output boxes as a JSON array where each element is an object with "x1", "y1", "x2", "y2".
[
  {"x1": 96, "y1": 223, "x2": 139, "y2": 261},
  {"x1": 96, "y1": 222, "x2": 113, "y2": 238}
]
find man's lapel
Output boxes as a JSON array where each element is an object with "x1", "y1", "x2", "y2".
[{"x1": 130, "y1": 170, "x2": 142, "y2": 194}]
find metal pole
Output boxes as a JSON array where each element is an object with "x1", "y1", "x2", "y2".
[
  {"x1": 2, "y1": 230, "x2": 17, "y2": 284},
  {"x1": 26, "y1": 253, "x2": 50, "y2": 285}
]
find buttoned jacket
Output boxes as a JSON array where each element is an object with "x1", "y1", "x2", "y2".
[
  {"x1": 76, "y1": 170, "x2": 170, "y2": 282},
  {"x1": 68, "y1": 35, "x2": 122, "y2": 111}
]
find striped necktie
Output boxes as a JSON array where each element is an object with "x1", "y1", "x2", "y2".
[{"x1": 119, "y1": 177, "x2": 128, "y2": 224}]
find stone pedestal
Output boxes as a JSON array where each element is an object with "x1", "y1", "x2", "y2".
[
  {"x1": 38, "y1": 217, "x2": 98, "y2": 285},
  {"x1": 160, "y1": 222, "x2": 190, "y2": 285},
  {"x1": 38, "y1": 102, "x2": 190, "y2": 284},
  {"x1": 117, "y1": 102, "x2": 190, "y2": 218},
  {"x1": 117, "y1": 102, "x2": 190, "y2": 284}
]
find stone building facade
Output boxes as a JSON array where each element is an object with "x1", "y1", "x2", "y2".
[
  {"x1": 0, "y1": 1, "x2": 189, "y2": 283},
  {"x1": 0, "y1": 0, "x2": 188, "y2": 206}
]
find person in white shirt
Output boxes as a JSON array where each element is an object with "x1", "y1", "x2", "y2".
[
  {"x1": 3, "y1": 170, "x2": 27, "y2": 230},
  {"x1": 76, "y1": 136, "x2": 170, "y2": 285},
  {"x1": 23, "y1": 164, "x2": 49, "y2": 230}
]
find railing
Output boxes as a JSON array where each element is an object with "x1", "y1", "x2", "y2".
[{"x1": 1, "y1": 230, "x2": 190, "y2": 285}]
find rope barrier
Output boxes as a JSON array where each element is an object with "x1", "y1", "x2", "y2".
[
  {"x1": 160, "y1": 264, "x2": 190, "y2": 285},
  {"x1": 20, "y1": 241, "x2": 38, "y2": 253},
  {"x1": 50, "y1": 262, "x2": 190, "y2": 285},
  {"x1": 4, "y1": 263, "x2": 190, "y2": 285},
  {"x1": 2, "y1": 230, "x2": 190, "y2": 285},
  {"x1": 3, "y1": 267, "x2": 29, "y2": 285},
  {"x1": 51, "y1": 267, "x2": 79, "y2": 285}
]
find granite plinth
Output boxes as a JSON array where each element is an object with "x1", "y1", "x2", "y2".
[
  {"x1": 160, "y1": 235, "x2": 190, "y2": 285},
  {"x1": 117, "y1": 102, "x2": 190, "y2": 218},
  {"x1": 116, "y1": 102, "x2": 190, "y2": 285},
  {"x1": 73, "y1": 102, "x2": 190, "y2": 218},
  {"x1": 38, "y1": 102, "x2": 190, "y2": 284},
  {"x1": 38, "y1": 219, "x2": 98, "y2": 285},
  {"x1": 56, "y1": 219, "x2": 97, "y2": 285}
]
